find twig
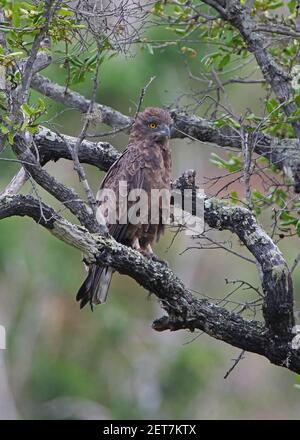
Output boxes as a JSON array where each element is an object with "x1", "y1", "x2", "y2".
[
  {"x1": 291, "y1": 252, "x2": 300, "y2": 274},
  {"x1": 224, "y1": 350, "x2": 246, "y2": 379},
  {"x1": 242, "y1": 130, "x2": 253, "y2": 209},
  {"x1": 133, "y1": 76, "x2": 156, "y2": 121},
  {"x1": 66, "y1": 48, "x2": 104, "y2": 215}
]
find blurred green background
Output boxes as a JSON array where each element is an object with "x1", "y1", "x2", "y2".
[{"x1": 1, "y1": 22, "x2": 300, "y2": 420}]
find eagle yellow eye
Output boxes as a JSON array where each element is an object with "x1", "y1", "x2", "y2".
[{"x1": 148, "y1": 122, "x2": 157, "y2": 129}]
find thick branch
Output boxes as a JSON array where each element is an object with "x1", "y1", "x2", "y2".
[
  {"x1": 31, "y1": 74, "x2": 131, "y2": 128},
  {"x1": 171, "y1": 173, "x2": 294, "y2": 336},
  {"x1": 204, "y1": 198, "x2": 294, "y2": 336},
  {"x1": 35, "y1": 126, "x2": 119, "y2": 170},
  {"x1": 0, "y1": 194, "x2": 299, "y2": 373},
  {"x1": 31, "y1": 126, "x2": 296, "y2": 335},
  {"x1": 20, "y1": 44, "x2": 52, "y2": 77},
  {"x1": 171, "y1": 111, "x2": 300, "y2": 190},
  {"x1": 35, "y1": 121, "x2": 300, "y2": 192},
  {"x1": 12, "y1": 135, "x2": 102, "y2": 233},
  {"x1": 1, "y1": 0, "x2": 297, "y2": 378},
  {"x1": 30, "y1": 75, "x2": 300, "y2": 190},
  {"x1": 36, "y1": 119, "x2": 300, "y2": 192},
  {"x1": 1, "y1": 128, "x2": 119, "y2": 198}
]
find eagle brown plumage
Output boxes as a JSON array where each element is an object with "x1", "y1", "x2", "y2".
[{"x1": 76, "y1": 107, "x2": 173, "y2": 308}]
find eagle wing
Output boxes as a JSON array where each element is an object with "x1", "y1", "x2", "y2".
[
  {"x1": 96, "y1": 143, "x2": 146, "y2": 243},
  {"x1": 77, "y1": 144, "x2": 147, "y2": 308}
]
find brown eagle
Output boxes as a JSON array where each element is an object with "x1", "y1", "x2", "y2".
[{"x1": 76, "y1": 107, "x2": 173, "y2": 308}]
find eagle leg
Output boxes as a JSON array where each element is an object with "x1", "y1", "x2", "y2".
[
  {"x1": 141, "y1": 243, "x2": 169, "y2": 266},
  {"x1": 132, "y1": 236, "x2": 141, "y2": 251}
]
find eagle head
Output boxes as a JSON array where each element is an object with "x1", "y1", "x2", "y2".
[{"x1": 131, "y1": 107, "x2": 173, "y2": 143}]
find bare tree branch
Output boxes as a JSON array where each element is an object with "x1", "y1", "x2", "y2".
[
  {"x1": 12, "y1": 135, "x2": 102, "y2": 234},
  {"x1": 33, "y1": 123, "x2": 298, "y2": 186},
  {"x1": 30, "y1": 125, "x2": 297, "y2": 336},
  {"x1": 0, "y1": 193, "x2": 299, "y2": 374},
  {"x1": 171, "y1": 171, "x2": 294, "y2": 337},
  {"x1": 31, "y1": 74, "x2": 131, "y2": 128},
  {"x1": 30, "y1": 75, "x2": 300, "y2": 190},
  {"x1": 35, "y1": 126, "x2": 119, "y2": 170},
  {"x1": 1, "y1": 0, "x2": 300, "y2": 384}
]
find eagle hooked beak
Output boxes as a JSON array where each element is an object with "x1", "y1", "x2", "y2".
[{"x1": 158, "y1": 124, "x2": 171, "y2": 138}]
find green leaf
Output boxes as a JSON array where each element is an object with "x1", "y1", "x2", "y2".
[
  {"x1": 296, "y1": 219, "x2": 300, "y2": 237},
  {"x1": 37, "y1": 98, "x2": 45, "y2": 113},
  {"x1": 252, "y1": 190, "x2": 267, "y2": 201},
  {"x1": 214, "y1": 116, "x2": 240, "y2": 129},
  {"x1": 230, "y1": 191, "x2": 239, "y2": 203},
  {"x1": 266, "y1": 98, "x2": 279, "y2": 113},
  {"x1": 21, "y1": 103, "x2": 33, "y2": 117},
  {"x1": 21, "y1": 2, "x2": 36, "y2": 11},
  {"x1": 153, "y1": 1, "x2": 164, "y2": 15},
  {"x1": 267, "y1": 1, "x2": 284, "y2": 9},
  {"x1": 218, "y1": 54, "x2": 230, "y2": 70},
  {"x1": 287, "y1": 108, "x2": 300, "y2": 122},
  {"x1": 295, "y1": 95, "x2": 300, "y2": 108},
  {"x1": 27, "y1": 125, "x2": 39, "y2": 134},
  {"x1": 227, "y1": 117, "x2": 241, "y2": 129},
  {"x1": 146, "y1": 44, "x2": 154, "y2": 55},
  {"x1": 225, "y1": 30, "x2": 233, "y2": 46},
  {"x1": 12, "y1": 1, "x2": 21, "y2": 28},
  {"x1": 174, "y1": 28, "x2": 186, "y2": 35},
  {"x1": 288, "y1": 0, "x2": 296, "y2": 13},
  {"x1": 272, "y1": 188, "x2": 288, "y2": 208},
  {"x1": 8, "y1": 131, "x2": 15, "y2": 145},
  {"x1": 0, "y1": 125, "x2": 9, "y2": 135},
  {"x1": 214, "y1": 118, "x2": 227, "y2": 128},
  {"x1": 20, "y1": 119, "x2": 29, "y2": 131},
  {"x1": 69, "y1": 57, "x2": 84, "y2": 67},
  {"x1": 280, "y1": 211, "x2": 297, "y2": 226},
  {"x1": 71, "y1": 24, "x2": 86, "y2": 29},
  {"x1": 58, "y1": 7, "x2": 74, "y2": 17},
  {"x1": 210, "y1": 152, "x2": 242, "y2": 172},
  {"x1": 86, "y1": 53, "x2": 98, "y2": 66},
  {"x1": 210, "y1": 152, "x2": 228, "y2": 169}
]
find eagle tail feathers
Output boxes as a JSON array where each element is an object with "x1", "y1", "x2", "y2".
[{"x1": 76, "y1": 265, "x2": 113, "y2": 309}]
